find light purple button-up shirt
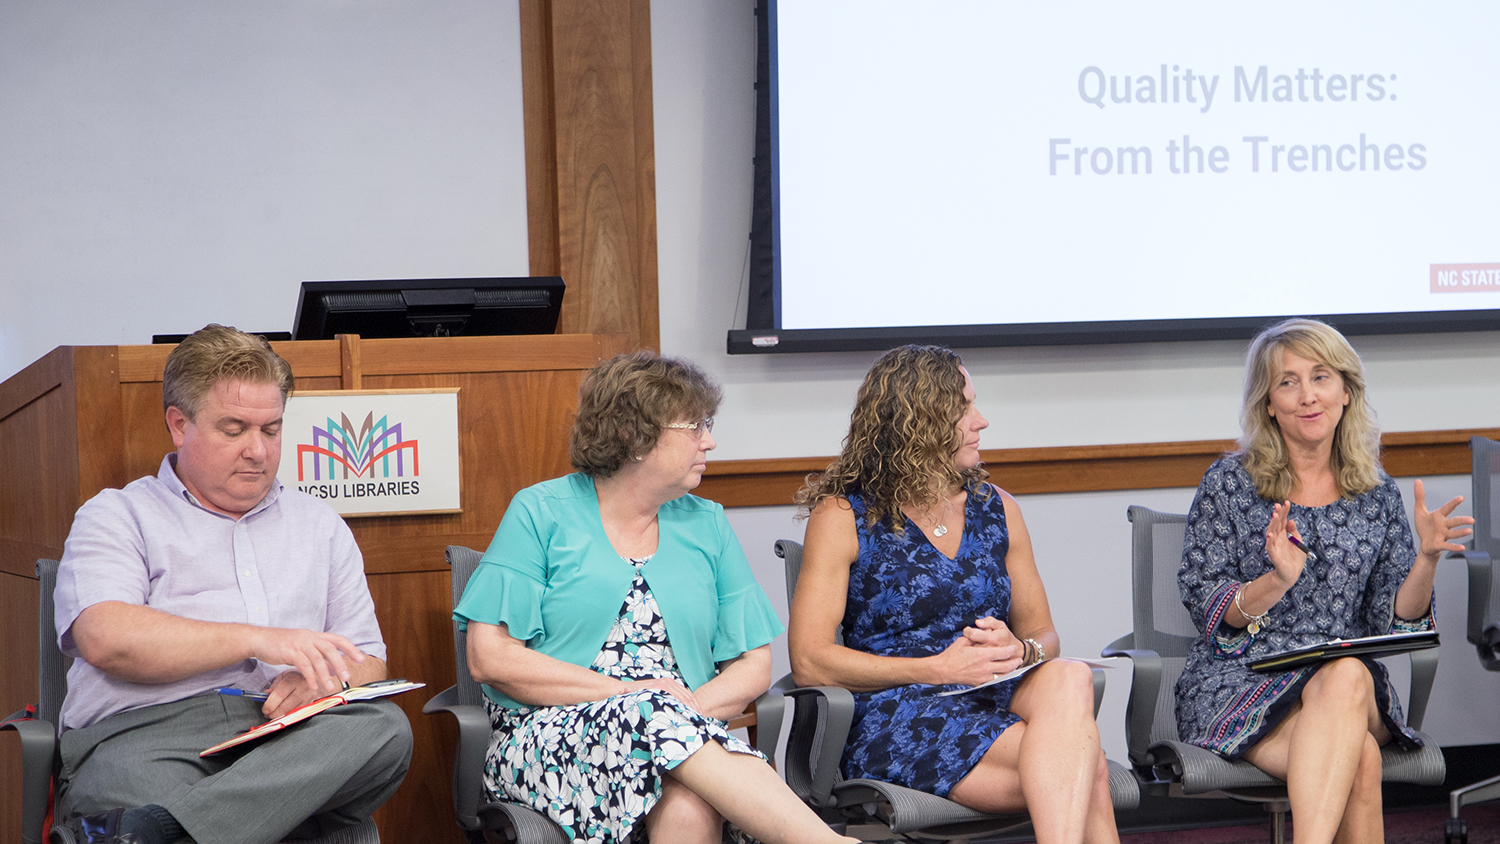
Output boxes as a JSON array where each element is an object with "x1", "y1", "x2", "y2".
[{"x1": 54, "y1": 454, "x2": 386, "y2": 731}]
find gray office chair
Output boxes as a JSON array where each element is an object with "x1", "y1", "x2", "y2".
[
  {"x1": 774, "y1": 539, "x2": 1139, "y2": 840},
  {"x1": 424, "y1": 545, "x2": 784, "y2": 844},
  {"x1": 1443, "y1": 436, "x2": 1500, "y2": 844},
  {"x1": 1, "y1": 559, "x2": 378, "y2": 844},
  {"x1": 1104, "y1": 506, "x2": 1447, "y2": 844}
]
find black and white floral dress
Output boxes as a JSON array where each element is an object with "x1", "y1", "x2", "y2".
[{"x1": 482, "y1": 558, "x2": 762, "y2": 844}]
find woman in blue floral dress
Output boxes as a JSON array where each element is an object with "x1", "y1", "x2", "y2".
[
  {"x1": 789, "y1": 346, "x2": 1120, "y2": 844},
  {"x1": 1176, "y1": 319, "x2": 1472, "y2": 844},
  {"x1": 454, "y1": 352, "x2": 858, "y2": 844}
]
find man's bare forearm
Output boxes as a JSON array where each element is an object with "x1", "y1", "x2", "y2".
[{"x1": 71, "y1": 600, "x2": 371, "y2": 688}]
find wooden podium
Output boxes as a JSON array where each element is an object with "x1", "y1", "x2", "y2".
[{"x1": 0, "y1": 333, "x2": 631, "y2": 844}]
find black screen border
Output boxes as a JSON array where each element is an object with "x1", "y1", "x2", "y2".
[{"x1": 730, "y1": 0, "x2": 1500, "y2": 355}]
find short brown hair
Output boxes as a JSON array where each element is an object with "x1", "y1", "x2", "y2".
[
  {"x1": 162, "y1": 324, "x2": 295, "y2": 420},
  {"x1": 569, "y1": 351, "x2": 722, "y2": 477}
]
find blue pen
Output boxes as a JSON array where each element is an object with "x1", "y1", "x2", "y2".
[{"x1": 215, "y1": 687, "x2": 269, "y2": 701}]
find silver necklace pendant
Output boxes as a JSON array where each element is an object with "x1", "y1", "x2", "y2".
[{"x1": 932, "y1": 524, "x2": 948, "y2": 537}]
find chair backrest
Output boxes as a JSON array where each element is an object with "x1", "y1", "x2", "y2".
[
  {"x1": 1467, "y1": 437, "x2": 1500, "y2": 663},
  {"x1": 1475, "y1": 436, "x2": 1500, "y2": 558},
  {"x1": 37, "y1": 559, "x2": 70, "y2": 729},
  {"x1": 1124, "y1": 506, "x2": 1196, "y2": 749},
  {"x1": 775, "y1": 539, "x2": 802, "y2": 606},
  {"x1": 444, "y1": 546, "x2": 487, "y2": 707},
  {"x1": 775, "y1": 539, "x2": 841, "y2": 646},
  {"x1": 774, "y1": 538, "x2": 846, "y2": 802}
]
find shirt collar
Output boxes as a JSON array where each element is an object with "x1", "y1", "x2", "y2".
[{"x1": 160, "y1": 453, "x2": 282, "y2": 519}]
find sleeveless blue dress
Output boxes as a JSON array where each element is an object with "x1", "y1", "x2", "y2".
[{"x1": 841, "y1": 487, "x2": 1024, "y2": 797}]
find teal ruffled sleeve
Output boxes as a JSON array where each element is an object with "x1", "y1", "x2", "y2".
[
  {"x1": 453, "y1": 485, "x2": 549, "y2": 643},
  {"x1": 708, "y1": 510, "x2": 785, "y2": 663},
  {"x1": 453, "y1": 562, "x2": 546, "y2": 642},
  {"x1": 711, "y1": 581, "x2": 784, "y2": 663}
]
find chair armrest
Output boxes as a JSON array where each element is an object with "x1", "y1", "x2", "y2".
[
  {"x1": 422, "y1": 685, "x2": 493, "y2": 832},
  {"x1": 752, "y1": 687, "x2": 784, "y2": 760},
  {"x1": 1098, "y1": 643, "x2": 1163, "y2": 770},
  {"x1": 1, "y1": 713, "x2": 57, "y2": 844},
  {"x1": 782, "y1": 685, "x2": 856, "y2": 809},
  {"x1": 1405, "y1": 646, "x2": 1437, "y2": 731}
]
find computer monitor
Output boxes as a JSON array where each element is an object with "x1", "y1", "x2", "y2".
[{"x1": 291, "y1": 277, "x2": 564, "y2": 340}]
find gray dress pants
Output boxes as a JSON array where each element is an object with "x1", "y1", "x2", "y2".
[{"x1": 56, "y1": 694, "x2": 412, "y2": 844}]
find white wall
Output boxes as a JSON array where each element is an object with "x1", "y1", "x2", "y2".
[{"x1": 0, "y1": 0, "x2": 530, "y2": 380}]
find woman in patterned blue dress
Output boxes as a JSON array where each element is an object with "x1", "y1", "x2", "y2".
[
  {"x1": 1176, "y1": 319, "x2": 1473, "y2": 844},
  {"x1": 454, "y1": 352, "x2": 857, "y2": 844},
  {"x1": 788, "y1": 346, "x2": 1120, "y2": 844}
]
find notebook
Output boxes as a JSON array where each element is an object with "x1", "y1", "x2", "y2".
[{"x1": 1248, "y1": 630, "x2": 1439, "y2": 673}]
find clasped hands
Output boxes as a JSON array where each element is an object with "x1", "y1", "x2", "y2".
[{"x1": 935, "y1": 616, "x2": 1026, "y2": 687}]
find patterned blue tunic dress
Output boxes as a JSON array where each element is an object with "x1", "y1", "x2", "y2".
[
  {"x1": 840, "y1": 487, "x2": 1023, "y2": 797},
  {"x1": 1175, "y1": 457, "x2": 1431, "y2": 758}
]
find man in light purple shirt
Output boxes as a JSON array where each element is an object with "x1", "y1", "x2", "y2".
[{"x1": 50, "y1": 325, "x2": 412, "y2": 844}]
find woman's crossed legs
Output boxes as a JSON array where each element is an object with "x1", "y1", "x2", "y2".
[
  {"x1": 1241, "y1": 657, "x2": 1390, "y2": 844},
  {"x1": 947, "y1": 659, "x2": 1119, "y2": 844}
]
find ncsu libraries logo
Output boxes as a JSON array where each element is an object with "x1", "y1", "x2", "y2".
[{"x1": 296, "y1": 412, "x2": 421, "y2": 500}]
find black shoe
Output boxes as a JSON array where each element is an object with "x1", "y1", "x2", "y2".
[{"x1": 50, "y1": 809, "x2": 143, "y2": 844}]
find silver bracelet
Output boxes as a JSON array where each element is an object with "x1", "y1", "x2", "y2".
[
  {"x1": 1023, "y1": 638, "x2": 1045, "y2": 666},
  {"x1": 1235, "y1": 584, "x2": 1271, "y2": 636}
]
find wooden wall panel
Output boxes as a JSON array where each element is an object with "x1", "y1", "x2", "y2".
[
  {"x1": 366, "y1": 569, "x2": 462, "y2": 844},
  {"x1": 0, "y1": 380, "x2": 75, "y2": 578},
  {"x1": 522, "y1": 0, "x2": 659, "y2": 350},
  {"x1": 0, "y1": 572, "x2": 40, "y2": 844}
]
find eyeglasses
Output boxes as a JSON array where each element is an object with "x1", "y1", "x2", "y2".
[{"x1": 663, "y1": 417, "x2": 715, "y2": 438}]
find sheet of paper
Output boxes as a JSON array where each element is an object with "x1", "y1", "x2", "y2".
[{"x1": 937, "y1": 657, "x2": 1115, "y2": 696}]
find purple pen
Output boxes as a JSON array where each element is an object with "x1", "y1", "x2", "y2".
[{"x1": 1286, "y1": 534, "x2": 1307, "y2": 551}]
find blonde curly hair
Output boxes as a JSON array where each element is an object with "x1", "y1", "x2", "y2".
[
  {"x1": 796, "y1": 345, "x2": 989, "y2": 530},
  {"x1": 1236, "y1": 318, "x2": 1382, "y2": 501}
]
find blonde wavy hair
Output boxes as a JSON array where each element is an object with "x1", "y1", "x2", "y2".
[
  {"x1": 796, "y1": 345, "x2": 989, "y2": 530},
  {"x1": 1236, "y1": 318, "x2": 1382, "y2": 501}
]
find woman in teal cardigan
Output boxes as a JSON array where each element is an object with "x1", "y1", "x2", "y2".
[{"x1": 454, "y1": 351, "x2": 855, "y2": 844}]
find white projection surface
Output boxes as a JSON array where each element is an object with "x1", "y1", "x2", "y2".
[{"x1": 774, "y1": 2, "x2": 1500, "y2": 331}]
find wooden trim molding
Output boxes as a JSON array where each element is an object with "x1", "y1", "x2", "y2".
[{"x1": 697, "y1": 428, "x2": 1500, "y2": 508}]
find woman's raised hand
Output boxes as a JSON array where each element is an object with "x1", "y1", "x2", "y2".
[
  {"x1": 1413, "y1": 479, "x2": 1474, "y2": 563},
  {"x1": 1265, "y1": 501, "x2": 1308, "y2": 588}
]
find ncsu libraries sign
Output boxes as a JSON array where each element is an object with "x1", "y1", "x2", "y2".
[{"x1": 276, "y1": 389, "x2": 461, "y2": 517}]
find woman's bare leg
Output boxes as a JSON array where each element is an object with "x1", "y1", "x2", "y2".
[
  {"x1": 644, "y1": 777, "x2": 724, "y2": 844},
  {"x1": 1332, "y1": 733, "x2": 1385, "y2": 844},
  {"x1": 947, "y1": 659, "x2": 1120, "y2": 844},
  {"x1": 1241, "y1": 657, "x2": 1389, "y2": 844},
  {"x1": 666, "y1": 742, "x2": 857, "y2": 844}
]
